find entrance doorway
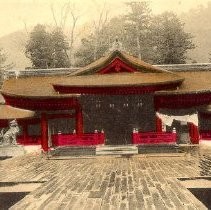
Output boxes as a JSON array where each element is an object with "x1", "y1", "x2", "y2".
[
  {"x1": 81, "y1": 95, "x2": 156, "y2": 145},
  {"x1": 104, "y1": 107, "x2": 132, "y2": 145}
]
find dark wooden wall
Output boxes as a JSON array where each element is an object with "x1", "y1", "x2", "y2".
[{"x1": 79, "y1": 95, "x2": 156, "y2": 145}]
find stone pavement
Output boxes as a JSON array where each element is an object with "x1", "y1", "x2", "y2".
[{"x1": 0, "y1": 148, "x2": 210, "y2": 209}]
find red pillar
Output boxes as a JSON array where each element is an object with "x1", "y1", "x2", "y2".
[
  {"x1": 22, "y1": 123, "x2": 28, "y2": 144},
  {"x1": 41, "y1": 113, "x2": 48, "y2": 152},
  {"x1": 156, "y1": 116, "x2": 162, "y2": 132},
  {"x1": 76, "y1": 106, "x2": 83, "y2": 134},
  {"x1": 193, "y1": 124, "x2": 200, "y2": 144},
  {"x1": 188, "y1": 123, "x2": 199, "y2": 144}
]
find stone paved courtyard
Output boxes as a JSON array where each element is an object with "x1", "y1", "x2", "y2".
[{"x1": 0, "y1": 147, "x2": 211, "y2": 209}]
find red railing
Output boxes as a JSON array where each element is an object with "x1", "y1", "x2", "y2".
[
  {"x1": 200, "y1": 130, "x2": 211, "y2": 140},
  {"x1": 51, "y1": 133, "x2": 105, "y2": 146},
  {"x1": 17, "y1": 135, "x2": 41, "y2": 145},
  {"x1": 132, "y1": 132, "x2": 177, "y2": 144}
]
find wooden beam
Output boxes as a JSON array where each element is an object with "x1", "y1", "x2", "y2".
[{"x1": 41, "y1": 113, "x2": 48, "y2": 152}]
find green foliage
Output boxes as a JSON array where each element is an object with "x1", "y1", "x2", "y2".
[
  {"x1": 51, "y1": 28, "x2": 70, "y2": 68},
  {"x1": 25, "y1": 24, "x2": 70, "y2": 69},
  {"x1": 25, "y1": 25, "x2": 52, "y2": 69},
  {"x1": 150, "y1": 12, "x2": 195, "y2": 64},
  {"x1": 75, "y1": 1, "x2": 195, "y2": 66},
  {"x1": 75, "y1": 36, "x2": 97, "y2": 66},
  {"x1": 124, "y1": 1, "x2": 152, "y2": 59}
]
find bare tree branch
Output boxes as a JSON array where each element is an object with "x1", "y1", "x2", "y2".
[
  {"x1": 51, "y1": 3, "x2": 58, "y2": 27},
  {"x1": 50, "y1": 1, "x2": 81, "y2": 66},
  {"x1": 23, "y1": 20, "x2": 29, "y2": 36},
  {"x1": 92, "y1": 1, "x2": 109, "y2": 59}
]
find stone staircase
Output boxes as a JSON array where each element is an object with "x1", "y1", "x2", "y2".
[
  {"x1": 51, "y1": 146, "x2": 96, "y2": 156},
  {"x1": 137, "y1": 144, "x2": 180, "y2": 154},
  {"x1": 50, "y1": 144, "x2": 180, "y2": 157},
  {"x1": 96, "y1": 145, "x2": 138, "y2": 155}
]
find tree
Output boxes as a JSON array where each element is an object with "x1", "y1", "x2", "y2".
[
  {"x1": 75, "y1": 2, "x2": 110, "y2": 66},
  {"x1": 25, "y1": 24, "x2": 53, "y2": 69},
  {"x1": 25, "y1": 24, "x2": 70, "y2": 69},
  {"x1": 150, "y1": 12, "x2": 195, "y2": 64},
  {"x1": 0, "y1": 48, "x2": 6, "y2": 70},
  {"x1": 51, "y1": 2, "x2": 80, "y2": 66},
  {"x1": 51, "y1": 28, "x2": 70, "y2": 68},
  {"x1": 123, "y1": 1, "x2": 152, "y2": 59},
  {"x1": 75, "y1": 36, "x2": 96, "y2": 66},
  {"x1": 75, "y1": 1, "x2": 153, "y2": 66},
  {"x1": 75, "y1": 2, "x2": 195, "y2": 66},
  {"x1": 75, "y1": 32, "x2": 109, "y2": 67},
  {"x1": 0, "y1": 48, "x2": 14, "y2": 71}
]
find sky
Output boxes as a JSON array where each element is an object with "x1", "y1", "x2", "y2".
[{"x1": 0, "y1": 0, "x2": 210, "y2": 38}]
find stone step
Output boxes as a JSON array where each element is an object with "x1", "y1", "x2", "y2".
[
  {"x1": 51, "y1": 146, "x2": 96, "y2": 156},
  {"x1": 137, "y1": 144, "x2": 180, "y2": 154},
  {"x1": 96, "y1": 145, "x2": 138, "y2": 155}
]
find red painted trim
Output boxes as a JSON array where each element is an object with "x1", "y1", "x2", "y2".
[
  {"x1": 75, "y1": 106, "x2": 83, "y2": 134},
  {"x1": 0, "y1": 120, "x2": 9, "y2": 128},
  {"x1": 17, "y1": 114, "x2": 75, "y2": 126},
  {"x1": 156, "y1": 117, "x2": 162, "y2": 132},
  {"x1": 17, "y1": 132, "x2": 105, "y2": 146},
  {"x1": 54, "y1": 83, "x2": 180, "y2": 95},
  {"x1": 48, "y1": 113, "x2": 75, "y2": 120},
  {"x1": 17, "y1": 135, "x2": 41, "y2": 145},
  {"x1": 2, "y1": 93, "x2": 79, "y2": 110},
  {"x1": 51, "y1": 133, "x2": 105, "y2": 146},
  {"x1": 98, "y1": 58, "x2": 135, "y2": 74},
  {"x1": 200, "y1": 130, "x2": 211, "y2": 140},
  {"x1": 155, "y1": 92, "x2": 211, "y2": 110},
  {"x1": 41, "y1": 113, "x2": 48, "y2": 152},
  {"x1": 132, "y1": 132, "x2": 177, "y2": 144},
  {"x1": 22, "y1": 123, "x2": 28, "y2": 144}
]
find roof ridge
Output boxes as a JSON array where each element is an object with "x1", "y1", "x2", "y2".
[{"x1": 70, "y1": 50, "x2": 176, "y2": 76}]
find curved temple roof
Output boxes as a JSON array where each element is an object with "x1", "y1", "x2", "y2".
[
  {"x1": 53, "y1": 50, "x2": 184, "y2": 93},
  {"x1": 1, "y1": 50, "x2": 185, "y2": 98},
  {"x1": 1, "y1": 76, "x2": 80, "y2": 99},
  {"x1": 2, "y1": 50, "x2": 211, "y2": 102},
  {"x1": 156, "y1": 71, "x2": 211, "y2": 95},
  {"x1": 71, "y1": 50, "x2": 174, "y2": 76},
  {"x1": 0, "y1": 105, "x2": 35, "y2": 119},
  {"x1": 53, "y1": 73, "x2": 184, "y2": 88}
]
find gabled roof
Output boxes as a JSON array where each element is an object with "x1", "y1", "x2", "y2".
[{"x1": 71, "y1": 50, "x2": 172, "y2": 76}]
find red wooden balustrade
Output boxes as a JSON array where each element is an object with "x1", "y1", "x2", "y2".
[
  {"x1": 17, "y1": 133, "x2": 105, "y2": 146},
  {"x1": 51, "y1": 133, "x2": 105, "y2": 146},
  {"x1": 132, "y1": 132, "x2": 177, "y2": 144},
  {"x1": 200, "y1": 130, "x2": 211, "y2": 140}
]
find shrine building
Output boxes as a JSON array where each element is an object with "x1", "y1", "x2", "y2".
[{"x1": 1, "y1": 49, "x2": 211, "y2": 153}]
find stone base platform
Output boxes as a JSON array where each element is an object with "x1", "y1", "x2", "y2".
[
  {"x1": 51, "y1": 146, "x2": 96, "y2": 156},
  {"x1": 50, "y1": 144, "x2": 182, "y2": 157},
  {"x1": 96, "y1": 145, "x2": 138, "y2": 155},
  {"x1": 0, "y1": 145, "x2": 25, "y2": 157},
  {"x1": 137, "y1": 144, "x2": 180, "y2": 154}
]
